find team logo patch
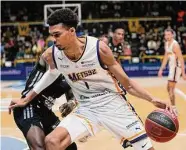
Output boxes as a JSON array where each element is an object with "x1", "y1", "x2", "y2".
[{"x1": 60, "y1": 65, "x2": 69, "y2": 68}]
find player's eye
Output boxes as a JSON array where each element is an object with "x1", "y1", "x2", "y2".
[{"x1": 52, "y1": 32, "x2": 62, "y2": 38}]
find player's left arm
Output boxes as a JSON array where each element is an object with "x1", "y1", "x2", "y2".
[
  {"x1": 99, "y1": 41, "x2": 172, "y2": 110},
  {"x1": 173, "y1": 43, "x2": 186, "y2": 80}
]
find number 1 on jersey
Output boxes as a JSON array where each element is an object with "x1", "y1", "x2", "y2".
[{"x1": 84, "y1": 81, "x2": 89, "y2": 89}]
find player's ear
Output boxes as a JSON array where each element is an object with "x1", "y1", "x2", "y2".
[{"x1": 70, "y1": 27, "x2": 75, "y2": 34}]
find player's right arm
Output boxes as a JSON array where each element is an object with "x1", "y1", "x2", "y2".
[
  {"x1": 158, "y1": 51, "x2": 168, "y2": 77},
  {"x1": 9, "y1": 47, "x2": 60, "y2": 109},
  {"x1": 99, "y1": 41, "x2": 172, "y2": 111}
]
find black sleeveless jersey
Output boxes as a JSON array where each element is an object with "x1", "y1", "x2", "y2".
[
  {"x1": 107, "y1": 38, "x2": 126, "y2": 95},
  {"x1": 108, "y1": 37, "x2": 123, "y2": 59},
  {"x1": 21, "y1": 59, "x2": 71, "y2": 109}
]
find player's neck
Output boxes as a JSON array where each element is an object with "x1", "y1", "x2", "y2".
[
  {"x1": 167, "y1": 39, "x2": 174, "y2": 45},
  {"x1": 63, "y1": 37, "x2": 85, "y2": 61}
]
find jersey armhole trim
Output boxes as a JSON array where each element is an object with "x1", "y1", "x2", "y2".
[
  {"x1": 52, "y1": 45, "x2": 58, "y2": 69},
  {"x1": 96, "y1": 40, "x2": 108, "y2": 70}
]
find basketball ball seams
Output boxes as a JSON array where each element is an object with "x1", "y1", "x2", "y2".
[
  {"x1": 147, "y1": 131, "x2": 176, "y2": 139},
  {"x1": 154, "y1": 110, "x2": 179, "y2": 128},
  {"x1": 147, "y1": 131, "x2": 176, "y2": 142},
  {"x1": 146, "y1": 128, "x2": 176, "y2": 140},
  {"x1": 152, "y1": 110, "x2": 179, "y2": 132},
  {"x1": 145, "y1": 118, "x2": 177, "y2": 136},
  {"x1": 147, "y1": 111, "x2": 177, "y2": 132}
]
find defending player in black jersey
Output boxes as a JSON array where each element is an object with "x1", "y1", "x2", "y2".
[
  {"x1": 10, "y1": 55, "x2": 77, "y2": 150},
  {"x1": 108, "y1": 26, "x2": 125, "y2": 63},
  {"x1": 100, "y1": 28, "x2": 132, "y2": 149}
]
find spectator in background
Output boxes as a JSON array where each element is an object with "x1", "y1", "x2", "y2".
[
  {"x1": 182, "y1": 35, "x2": 186, "y2": 54},
  {"x1": 139, "y1": 34, "x2": 147, "y2": 52},
  {"x1": 37, "y1": 35, "x2": 45, "y2": 57},
  {"x1": 177, "y1": 9, "x2": 185, "y2": 26},
  {"x1": 4, "y1": 37, "x2": 16, "y2": 62},
  {"x1": 123, "y1": 41, "x2": 132, "y2": 56},
  {"x1": 45, "y1": 35, "x2": 54, "y2": 48},
  {"x1": 4, "y1": 27, "x2": 13, "y2": 39},
  {"x1": 30, "y1": 27, "x2": 41, "y2": 38},
  {"x1": 24, "y1": 41, "x2": 32, "y2": 58},
  {"x1": 137, "y1": 24, "x2": 145, "y2": 35},
  {"x1": 146, "y1": 36, "x2": 157, "y2": 55},
  {"x1": 0, "y1": 37, "x2": 5, "y2": 55},
  {"x1": 31, "y1": 41, "x2": 38, "y2": 57},
  {"x1": 0, "y1": 39, "x2": 5, "y2": 66},
  {"x1": 16, "y1": 47, "x2": 24, "y2": 59}
]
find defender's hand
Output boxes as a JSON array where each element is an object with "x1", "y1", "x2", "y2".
[
  {"x1": 8, "y1": 101, "x2": 15, "y2": 114},
  {"x1": 9, "y1": 98, "x2": 27, "y2": 110},
  {"x1": 59, "y1": 100, "x2": 77, "y2": 117}
]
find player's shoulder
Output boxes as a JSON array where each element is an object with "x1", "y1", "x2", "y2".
[
  {"x1": 173, "y1": 39, "x2": 178, "y2": 44},
  {"x1": 43, "y1": 45, "x2": 58, "y2": 56},
  {"x1": 45, "y1": 46, "x2": 53, "y2": 53},
  {"x1": 173, "y1": 40, "x2": 180, "y2": 48},
  {"x1": 87, "y1": 35, "x2": 98, "y2": 42},
  {"x1": 42, "y1": 46, "x2": 55, "y2": 63}
]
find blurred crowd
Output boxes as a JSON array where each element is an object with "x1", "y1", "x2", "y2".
[
  {"x1": 1, "y1": 1, "x2": 186, "y2": 67},
  {"x1": 2, "y1": 1, "x2": 186, "y2": 21}
]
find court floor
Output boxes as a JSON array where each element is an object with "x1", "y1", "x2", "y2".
[{"x1": 1, "y1": 77, "x2": 186, "y2": 150}]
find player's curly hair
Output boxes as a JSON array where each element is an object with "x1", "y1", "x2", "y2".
[
  {"x1": 113, "y1": 23, "x2": 125, "y2": 32},
  {"x1": 47, "y1": 8, "x2": 78, "y2": 29}
]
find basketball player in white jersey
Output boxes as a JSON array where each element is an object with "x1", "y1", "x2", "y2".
[
  {"x1": 158, "y1": 29, "x2": 186, "y2": 115},
  {"x1": 10, "y1": 9, "x2": 173, "y2": 150}
]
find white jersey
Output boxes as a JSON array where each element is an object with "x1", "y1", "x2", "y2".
[
  {"x1": 165, "y1": 39, "x2": 181, "y2": 68},
  {"x1": 53, "y1": 36, "x2": 152, "y2": 148},
  {"x1": 52, "y1": 36, "x2": 125, "y2": 105}
]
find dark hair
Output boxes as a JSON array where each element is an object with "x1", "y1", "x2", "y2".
[
  {"x1": 113, "y1": 23, "x2": 125, "y2": 32},
  {"x1": 165, "y1": 28, "x2": 174, "y2": 34},
  {"x1": 47, "y1": 8, "x2": 78, "y2": 29}
]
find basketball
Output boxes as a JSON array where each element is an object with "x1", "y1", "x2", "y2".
[{"x1": 145, "y1": 109, "x2": 179, "y2": 143}]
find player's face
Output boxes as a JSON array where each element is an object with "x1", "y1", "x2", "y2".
[
  {"x1": 49, "y1": 24, "x2": 73, "y2": 50},
  {"x1": 164, "y1": 31, "x2": 173, "y2": 41},
  {"x1": 113, "y1": 29, "x2": 124, "y2": 43}
]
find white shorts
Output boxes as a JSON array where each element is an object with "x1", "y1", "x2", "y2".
[
  {"x1": 168, "y1": 67, "x2": 181, "y2": 82},
  {"x1": 58, "y1": 94, "x2": 153, "y2": 150}
]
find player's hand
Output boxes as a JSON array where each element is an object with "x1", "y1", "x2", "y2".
[
  {"x1": 59, "y1": 100, "x2": 77, "y2": 117},
  {"x1": 8, "y1": 98, "x2": 27, "y2": 111},
  {"x1": 158, "y1": 69, "x2": 163, "y2": 77},
  {"x1": 151, "y1": 98, "x2": 173, "y2": 114},
  {"x1": 182, "y1": 73, "x2": 186, "y2": 80},
  {"x1": 8, "y1": 101, "x2": 15, "y2": 115}
]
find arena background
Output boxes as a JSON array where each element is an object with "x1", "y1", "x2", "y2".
[{"x1": 1, "y1": 1, "x2": 186, "y2": 150}]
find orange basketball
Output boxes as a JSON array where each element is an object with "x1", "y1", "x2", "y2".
[{"x1": 145, "y1": 109, "x2": 179, "y2": 143}]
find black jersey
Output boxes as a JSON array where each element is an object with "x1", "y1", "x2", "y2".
[
  {"x1": 21, "y1": 61, "x2": 46, "y2": 97},
  {"x1": 107, "y1": 37, "x2": 126, "y2": 94},
  {"x1": 21, "y1": 58, "x2": 71, "y2": 109},
  {"x1": 108, "y1": 37, "x2": 123, "y2": 59}
]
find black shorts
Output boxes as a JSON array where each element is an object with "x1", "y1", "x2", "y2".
[{"x1": 13, "y1": 103, "x2": 60, "y2": 137}]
